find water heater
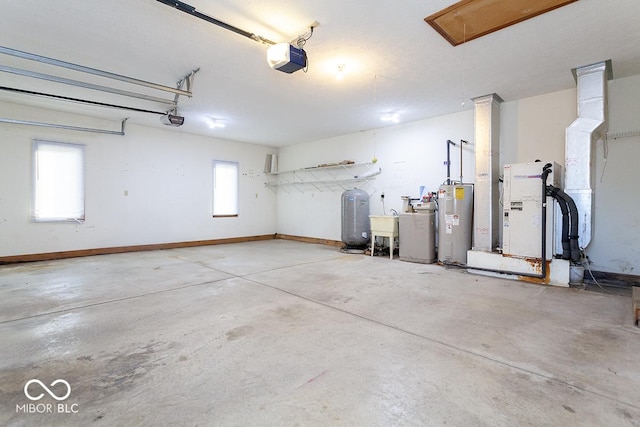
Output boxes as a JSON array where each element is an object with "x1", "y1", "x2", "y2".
[{"x1": 437, "y1": 184, "x2": 473, "y2": 264}]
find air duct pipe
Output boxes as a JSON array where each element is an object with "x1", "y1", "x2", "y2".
[
  {"x1": 565, "y1": 60, "x2": 612, "y2": 249},
  {"x1": 472, "y1": 93, "x2": 503, "y2": 252}
]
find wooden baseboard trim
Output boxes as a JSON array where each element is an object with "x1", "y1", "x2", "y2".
[
  {"x1": 0, "y1": 234, "x2": 277, "y2": 265},
  {"x1": 275, "y1": 233, "x2": 343, "y2": 248},
  {"x1": 632, "y1": 286, "x2": 640, "y2": 326},
  {"x1": 583, "y1": 270, "x2": 640, "y2": 288},
  {"x1": 0, "y1": 234, "x2": 345, "y2": 264}
]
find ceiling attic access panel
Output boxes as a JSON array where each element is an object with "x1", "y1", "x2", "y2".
[{"x1": 424, "y1": 0, "x2": 578, "y2": 46}]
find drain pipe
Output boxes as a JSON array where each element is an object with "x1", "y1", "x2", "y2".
[
  {"x1": 459, "y1": 139, "x2": 468, "y2": 183},
  {"x1": 539, "y1": 163, "x2": 553, "y2": 280},
  {"x1": 446, "y1": 139, "x2": 456, "y2": 185}
]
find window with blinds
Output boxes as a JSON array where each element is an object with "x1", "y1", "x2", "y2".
[
  {"x1": 32, "y1": 140, "x2": 85, "y2": 222},
  {"x1": 212, "y1": 160, "x2": 239, "y2": 217}
]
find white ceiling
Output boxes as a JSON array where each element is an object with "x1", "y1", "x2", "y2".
[{"x1": 1, "y1": 0, "x2": 639, "y2": 147}]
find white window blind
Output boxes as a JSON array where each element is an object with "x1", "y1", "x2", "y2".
[
  {"x1": 212, "y1": 160, "x2": 239, "y2": 217},
  {"x1": 33, "y1": 140, "x2": 85, "y2": 222}
]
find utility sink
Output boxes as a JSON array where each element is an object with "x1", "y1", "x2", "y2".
[
  {"x1": 369, "y1": 216, "x2": 399, "y2": 259},
  {"x1": 369, "y1": 215, "x2": 399, "y2": 235}
]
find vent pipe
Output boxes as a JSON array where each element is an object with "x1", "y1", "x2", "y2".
[
  {"x1": 472, "y1": 93, "x2": 503, "y2": 252},
  {"x1": 565, "y1": 60, "x2": 612, "y2": 249}
]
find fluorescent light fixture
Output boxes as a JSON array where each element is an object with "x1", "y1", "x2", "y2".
[{"x1": 381, "y1": 113, "x2": 399, "y2": 123}]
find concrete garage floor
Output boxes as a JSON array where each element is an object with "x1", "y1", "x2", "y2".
[{"x1": 1, "y1": 240, "x2": 639, "y2": 426}]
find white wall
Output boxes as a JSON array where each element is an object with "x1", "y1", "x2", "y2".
[
  {"x1": 587, "y1": 74, "x2": 640, "y2": 275},
  {"x1": 500, "y1": 88, "x2": 577, "y2": 166},
  {"x1": 0, "y1": 102, "x2": 277, "y2": 257},
  {"x1": 3, "y1": 74, "x2": 639, "y2": 274},
  {"x1": 278, "y1": 74, "x2": 640, "y2": 275},
  {"x1": 277, "y1": 110, "x2": 475, "y2": 239}
]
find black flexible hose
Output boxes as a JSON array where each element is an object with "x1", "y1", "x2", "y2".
[
  {"x1": 555, "y1": 188, "x2": 581, "y2": 262},
  {"x1": 546, "y1": 186, "x2": 571, "y2": 260}
]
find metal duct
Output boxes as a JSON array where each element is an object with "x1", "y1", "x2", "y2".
[
  {"x1": 565, "y1": 61, "x2": 612, "y2": 249},
  {"x1": 472, "y1": 93, "x2": 503, "y2": 251}
]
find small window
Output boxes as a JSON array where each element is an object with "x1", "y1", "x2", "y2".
[
  {"x1": 212, "y1": 160, "x2": 238, "y2": 217},
  {"x1": 32, "y1": 140, "x2": 85, "y2": 222}
]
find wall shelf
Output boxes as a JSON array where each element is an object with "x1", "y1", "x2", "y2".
[{"x1": 265, "y1": 162, "x2": 381, "y2": 193}]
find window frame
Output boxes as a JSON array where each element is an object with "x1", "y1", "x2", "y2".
[{"x1": 32, "y1": 139, "x2": 86, "y2": 223}]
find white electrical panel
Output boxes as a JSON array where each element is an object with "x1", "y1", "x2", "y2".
[{"x1": 502, "y1": 162, "x2": 562, "y2": 259}]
